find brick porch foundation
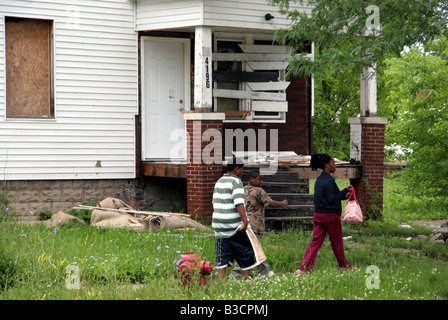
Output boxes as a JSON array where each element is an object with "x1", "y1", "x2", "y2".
[
  {"x1": 349, "y1": 117, "x2": 387, "y2": 220},
  {"x1": 185, "y1": 113, "x2": 225, "y2": 223}
]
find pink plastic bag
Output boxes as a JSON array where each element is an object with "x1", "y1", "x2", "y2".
[{"x1": 343, "y1": 189, "x2": 363, "y2": 224}]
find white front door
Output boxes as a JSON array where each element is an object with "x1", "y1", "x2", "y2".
[{"x1": 141, "y1": 37, "x2": 190, "y2": 160}]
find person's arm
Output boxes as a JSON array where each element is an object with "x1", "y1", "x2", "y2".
[
  {"x1": 345, "y1": 185, "x2": 353, "y2": 199},
  {"x1": 269, "y1": 199, "x2": 288, "y2": 207},
  {"x1": 233, "y1": 180, "x2": 247, "y2": 232},
  {"x1": 326, "y1": 180, "x2": 349, "y2": 204},
  {"x1": 236, "y1": 204, "x2": 248, "y2": 232},
  {"x1": 259, "y1": 189, "x2": 288, "y2": 207}
]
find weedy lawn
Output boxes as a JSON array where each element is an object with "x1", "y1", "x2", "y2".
[{"x1": 0, "y1": 177, "x2": 447, "y2": 300}]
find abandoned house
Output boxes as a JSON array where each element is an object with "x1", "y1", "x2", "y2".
[{"x1": 0, "y1": 0, "x2": 386, "y2": 229}]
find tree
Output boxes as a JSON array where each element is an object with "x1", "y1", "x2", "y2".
[
  {"x1": 269, "y1": 0, "x2": 447, "y2": 78},
  {"x1": 312, "y1": 60, "x2": 360, "y2": 160},
  {"x1": 379, "y1": 44, "x2": 448, "y2": 197},
  {"x1": 269, "y1": 0, "x2": 448, "y2": 192}
]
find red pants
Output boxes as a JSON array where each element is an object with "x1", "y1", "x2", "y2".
[{"x1": 299, "y1": 213, "x2": 352, "y2": 272}]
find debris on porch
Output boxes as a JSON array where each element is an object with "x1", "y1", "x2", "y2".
[
  {"x1": 140, "y1": 152, "x2": 360, "y2": 179},
  {"x1": 230, "y1": 151, "x2": 347, "y2": 165},
  {"x1": 230, "y1": 151, "x2": 360, "y2": 179}
]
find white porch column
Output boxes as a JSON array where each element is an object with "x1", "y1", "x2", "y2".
[
  {"x1": 351, "y1": 63, "x2": 379, "y2": 161},
  {"x1": 194, "y1": 26, "x2": 213, "y2": 112},
  {"x1": 360, "y1": 64, "x2": 377, "y2": 117}
]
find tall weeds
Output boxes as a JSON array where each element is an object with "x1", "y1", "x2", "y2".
[{"x1": 0, "y1": 178, "x2": 447, "y2": 300}]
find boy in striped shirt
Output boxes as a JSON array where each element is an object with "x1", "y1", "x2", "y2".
[{"x1": 212, "y1": 157, "x2": 255, "y2": 280}]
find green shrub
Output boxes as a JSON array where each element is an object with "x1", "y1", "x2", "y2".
[{"x1": 40, "y1": 201, "x2": 95, "y2": 223}]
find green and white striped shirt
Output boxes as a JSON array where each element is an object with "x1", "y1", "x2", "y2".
[{"x1": 212, "y1": 173, "x2": 248, "y2": 238}]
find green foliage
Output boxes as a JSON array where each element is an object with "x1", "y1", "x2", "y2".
[
  {"x1": 2, "y1": 215, "x2": 447, "y2": 300},
  {"x1": 312, "y1": 61, "x2": 360, "y2": 160},
  {"x1": 383, "y1": 174, "x2": 448, "y2": 221},
  {"x1": 424, "y1": 34, "x2": 448, "y2": 58},
  {"x1": 39, "y1": 210, "x2": 53, "y2": 221},
  {"x1": 0, "y1": 249, "x2": 16, "y2": 290},
  {"x1": 0, "y1": 181, "x2": 11, "y2": 222},
  {"x1": 380, "y1": 46, "x2": 448, "y2": 197},
  {"x1": 269, "y1": 0, "x2": 447, "y2": 78},
  {"x1": 67, "y1": 208, "x2": 93, "y2": 224},
  {"x1": 1, "y1": 179, "x2": 447, "y2": 300},
  {"x1": 269, "y1": 1, "x2": 448, "y2": 174},
  {"x1": 40, "y1": 201, "x2": 95, "y2": 223}
]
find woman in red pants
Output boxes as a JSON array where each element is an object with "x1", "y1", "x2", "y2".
[{"x1": 296, "y1": 154, "x2": 353, "y2": 275}]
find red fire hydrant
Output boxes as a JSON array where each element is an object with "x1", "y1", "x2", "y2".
[{"x1": 178, "y1": 251, "x2": 214, "y2": 286}]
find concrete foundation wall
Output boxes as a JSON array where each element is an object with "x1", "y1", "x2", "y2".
[{"x1": 4, "y1": 177, "x2": 187, "y2": 220}]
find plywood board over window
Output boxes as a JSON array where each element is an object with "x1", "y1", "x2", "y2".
[
  {"x1": 5, "y1": 17, "x2": 53, "y2": 118},
  {"x1": 212, "y1": 35, "x2": 298, "y2": 122}
]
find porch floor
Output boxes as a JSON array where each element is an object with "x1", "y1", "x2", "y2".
[{"x1": 140, "y1": 153, "x2": 361, "y2": 179}]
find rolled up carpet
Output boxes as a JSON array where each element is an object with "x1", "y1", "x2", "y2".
[{"x1": 144, "y1": 215, "x2": 212, "y2": 233}]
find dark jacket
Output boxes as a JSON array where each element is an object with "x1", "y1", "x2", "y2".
[{"x1": 314, "y1": 172, "x2": 349, "y2": 214}]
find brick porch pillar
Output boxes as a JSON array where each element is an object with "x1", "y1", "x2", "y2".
[
  {"x1": 349, "y1": 117, "x2": 387, "y2": 220},
  {"x1": 184, "y1": 113, "x2": 225, "y2": 224}
]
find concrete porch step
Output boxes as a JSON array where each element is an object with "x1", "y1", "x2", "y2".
[
  {"x1": 265, "y1": 204, "x2": 314, "y2": 218},
  {"x1": 264, "y1": 205, "x2": 315, "y2": 231},
  {"x1": 268, "y1": 193, "x2": 314, "y2": 205},
  {"x1": 265, "y1": 216, "x2": 313, "y2": 228},
  {"x1": 240, "y1": 167, "x2": 314, "y2": 232},
  {"x1": 261, "y1": 182, "x2": 309, "y2": 194},
  {"x1": 241, "y1": 169, "x2": 306, "y2": 183}
]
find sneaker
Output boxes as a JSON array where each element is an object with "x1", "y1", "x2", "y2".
[{"x1": 295, "y1": 269, "x2": 304, "y2": 276}]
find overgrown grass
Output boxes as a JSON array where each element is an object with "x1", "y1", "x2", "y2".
[
  {"x1": 383, "y1": 174, "x2": 448, "y2": 221},
  {"x1": 311, "y1": 176, "x2": 448, "y2": 221},
  {"x1": 0, "y1": 177, "x2": 447, "y2": 300}
]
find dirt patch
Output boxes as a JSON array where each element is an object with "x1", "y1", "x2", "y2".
[
  {"x1": 410, "y1": 220, "x2": 447, "y2": 230},
  {"x1": 347, "y1": 242, "x2": 366, "y2": 249}
]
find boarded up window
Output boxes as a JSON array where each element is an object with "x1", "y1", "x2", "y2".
[
  {"x1": 5, "y1": 17, "x2": 53, "y2": 118},
  {"x1": 213, "y1": 35, "x2": 292, "y2": 121},
  {"x1": 215, "y1": 40, "x2": 243, "y2": 113}
]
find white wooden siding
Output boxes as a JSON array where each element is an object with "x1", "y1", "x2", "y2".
[
  {"x1": 0, "y1": 0, "x2": 138, "y2": 180},
  {"x1": 203, "y1": 0, "x2": 311, "y2": 30},
  {"x1": 135, "y1": 0, "x2": 312, "y2": 31},
  {"x1": 135, "y1": 0, "x2": 202, "y2": 31}
]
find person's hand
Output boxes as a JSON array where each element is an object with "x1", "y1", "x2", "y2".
[
  {"x1": 282, "y1": 199, "x2": 288, "y2": 206},
  {"x1": 236, "y1": 204, "x2": 248, "y2": 232},
  {"x1": 345, "y1": 186, "x2": 353, "y2": 199},
  {"x1": 239, "y1": 221, "x2": 248, "y2": 232}
]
